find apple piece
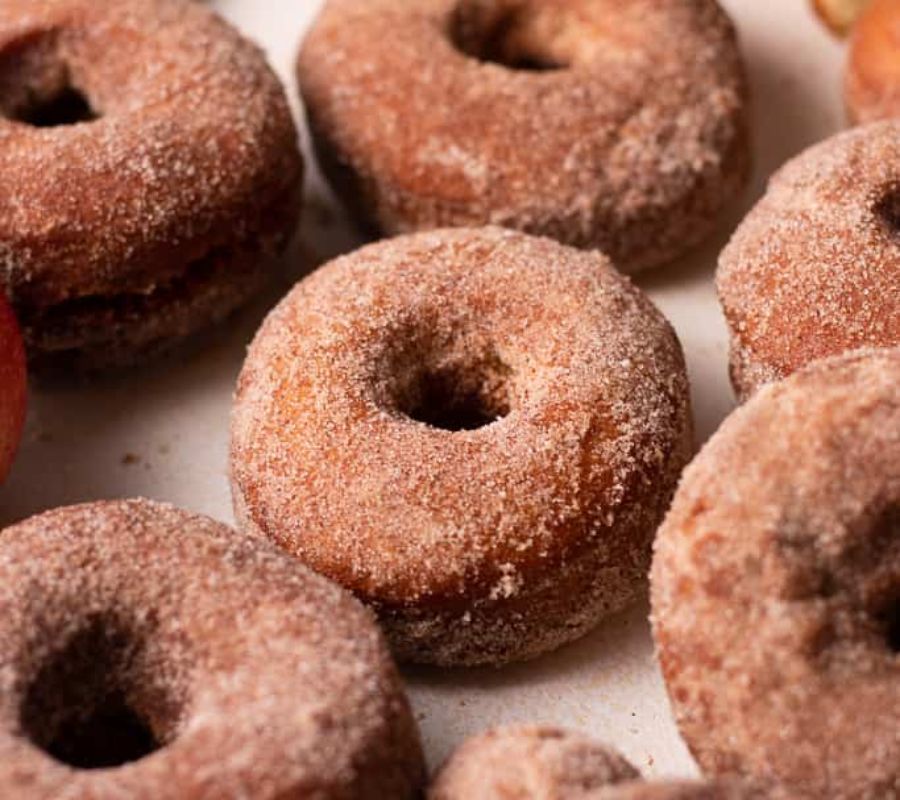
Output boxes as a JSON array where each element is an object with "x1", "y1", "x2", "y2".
[{"x1": 813, "y1": 0, "x2": 873, "y2": 35}]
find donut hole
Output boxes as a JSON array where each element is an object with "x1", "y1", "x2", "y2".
[
  {"x1": 20, "y1": 614, "x2": 180, "y2": 770},
  {"x1": 868, "y1": 505, "x2": 900, "y2": 654},
  {"x1": 395, "y1": 352, "x2": 513, "y2": 432},
  {"x1": 882, "y1": 596, "x2": 900, "y2": 653},
  {"x1": 450, "y1": 2, "x2": 568, "y2": 72},
  {"x1": 874, "y1": 184, "x2": 900, "y2": 232},
  {"x1": 14, "y1": 84, "x2": 97, "y2": 128},
  {"x1": 0, "y1": 35, "x2": 99, "y2": 127}
]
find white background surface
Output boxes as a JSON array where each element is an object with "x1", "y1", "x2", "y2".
[{"x1": 2, "y1": 0, "x2": 848, "y2": 779}]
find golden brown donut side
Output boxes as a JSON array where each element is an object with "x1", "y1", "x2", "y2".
[
  {"x1": 230, "y1": 227, "x2": 693, "y2": 666},
  {"x1": 651, "y1": 349, "x2": 900, "y2": 800},
  {"x1": 297, "y1": 0, "x2": 750, "y2": 273},
  {"x1": 0, "y1": 0, "x2": 303, "y2": 370},
  {"x1": 846, "y1": 0, "x2": 900, "y2": 123},
  {"x1": 0, "y1": 499, "x2": 425, "y2": 799},
  {"x1": 716, "y1": 121, "x2": 900, "y2": 399},
  {"x1": 22, "y1": 241, "x2": 278, "y2": 373}
]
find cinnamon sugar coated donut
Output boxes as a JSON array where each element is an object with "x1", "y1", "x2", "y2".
[
  {"x1": 428, "y1": 727, "x2": 769, "y2": 800},
  {"x1": 428, "y1": 726, "x2": 640, "y2": 799},
  {"x1": 846, "y1": 0, "x2": 900, "y2": 123},
  {"x1": 230, "y1": 227, "x2": 693, "y2": 666},
  {"x1": 0, "y1": 499, "x2": 425, "y2": 799},
  {"x1": 651, "y1": 349, "x2": 900, "y2": 800},
  {"x1": 297, "y1": 0, "x2": 750, "y2": 273},
  {"x1": 717, "y1": 121, "x2": 900, "y2": 398},
  {"x1": 0, "y1": 0, "x2": 303, "y2": 371}
]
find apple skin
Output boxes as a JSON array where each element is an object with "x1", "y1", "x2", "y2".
[
  {"x1": 0, "y1": 296, "x2": 26, "y2": 484},
  {"x1": 813, "y1": 0, "x2": 872, "y2": 36}
]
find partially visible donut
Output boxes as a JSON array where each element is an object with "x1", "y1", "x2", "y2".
[
  {"x1": 0, "y1": 499, "x2": 424, "y2": 799},
  {"x1": 0, "y1": 0, "x2": 303, "y2": 372},
  {"x1": 846, "y1": 0, "x2": 900, "y2": 123},
  {"x1": 428, "y1": 726, "x2": 640, "y2": 799},
  {"x1": 597, "y1": 786, "x2": 766, "y2": 800},
  {"x1": 651, "y1": 349, "x2": 900, "y2": 800},
  {"x1": 428, "y1": 726, "x2": 768, "y2": 800},
  {"x1": 297, "y1": 0, "x2": 750, "y2": 273},
  {"x1": 717, "y1": 121, "x2": 900, "y2": 399},
  {"x1": 230, "y1": 227, "x2": 693, "y2": 666}
]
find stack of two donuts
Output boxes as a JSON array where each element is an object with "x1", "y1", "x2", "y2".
[{"x1": 0, "y1": 0, "x2": 304, "y2": 373}]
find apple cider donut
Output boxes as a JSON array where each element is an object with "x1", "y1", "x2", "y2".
[
  {"x1": 428, "y1": 727, "x2": 768, "y2": 799},
  {"x1": 652, "y1": 349, "x2": 900, "y2": 800},
  {"x1": 846, "y1": 0, "x2": 900, "y2": 123},
  {"x1": 717, "y1": 121, "x2": 900, "y2": 398},
  {"x1": 0, "y1": 0, "x2": 303, "y2": 372},
  {"x1": 230, "y1": 227, "x2": 693, "y2": 667},
  {"x1": 297, "y1": 0, "x2": 751, "y2": 273},
  {"x1": 0, "y1": 499, "x2": 424, "y2": 799},
  {"x1": 428, "y1": 727, "x2": 640, "y2": 798}
]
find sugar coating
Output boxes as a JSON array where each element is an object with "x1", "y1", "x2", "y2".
[
  {"x1": 0, "y1": 499, "x2": 425, "y2": 799},
  {"x1": 717, "y1": 121, "x2": 900, "y2": 399},
  {"x1": 297, "y1": 0, "x2": 750, "y2": 273},
  {"x1": 428, "y1": 726, "x2": 769, "y2": 800},
  {"x1": 651, "y1": 349, "x2": 900, "y2": 800},
  {"x1": 0, "y1": 0, "x2": 303, "y2": 369},
  {"x1": 230, "y1": 226, "x2": 693, "y2": 666}
]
